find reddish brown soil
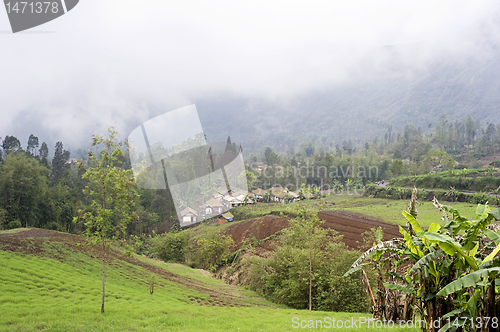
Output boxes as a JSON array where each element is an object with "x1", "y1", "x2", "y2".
[
  {"x1": 318, "y1": 210, "x2": 403, "y2": 248},
  {"x1": 0, "y1": 228, "x2": 86, "y2": 259},
  {"x1": 220, "y1": 210, "x2": 403, "y2": 252},
  {"x1": 223, "y1": 215, "x2": 289, "y2": 251}
]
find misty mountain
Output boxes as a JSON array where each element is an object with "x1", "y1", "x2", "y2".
[{"x1": 195, "y1": 50, "x2": 500, "y2": 154}]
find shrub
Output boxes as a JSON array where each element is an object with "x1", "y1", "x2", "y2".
[
  {"x1": 194, "y1": 229, "x2": 234, "y2": 272},
  {"x1": 6, "y1": 219, "x2": 22, "y2": 229},
  {"x1": 148, "y1": 230, "x2": 190, "y2": 263}
]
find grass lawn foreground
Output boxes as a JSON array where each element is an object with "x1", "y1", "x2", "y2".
[{"x1": 0, "y1": 233, "x2": 419, "y2": 331}]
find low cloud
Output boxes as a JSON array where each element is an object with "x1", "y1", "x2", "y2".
[{"x1": 0, "y1": 0, "x2": 499, "y2": 149}]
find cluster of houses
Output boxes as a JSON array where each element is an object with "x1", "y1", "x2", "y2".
[
  {"x1": 178, "y1": 187, "x2": 296, "y2": 227},
  {"x1": 178, "y1": 189, "x2": 253, "y2": 227},
  {"x1": 178, "y1": 186, "x2": 337, "y2": 227}
]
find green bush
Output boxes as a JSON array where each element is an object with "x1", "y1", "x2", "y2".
[
  {"x1": 364, "y1": 184, "x2": 500, "y2": 206},
  {"x1": 148, "y1": 231, "x2": 190, "y2": 263},
  {"x1": 194, "y1": 229, "x2": 234, "y2": 272},
  {"x1": 390, "y1": 169, "x2": 500, "y2": 192},
  {"x1": 6, "y1": 219, "x2": 22, "y2": 229}
]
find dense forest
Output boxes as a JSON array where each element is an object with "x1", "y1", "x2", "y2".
[{"x1": 0, "y1": 134, "x2": 177, "y2": 234}]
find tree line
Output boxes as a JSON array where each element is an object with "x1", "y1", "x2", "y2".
[
  {"x1": 0, "y1": 133, "x2": 178, "y2": 235},
  {"x1": 245, "y1": 115, "x2": 500, "y2": 192}
]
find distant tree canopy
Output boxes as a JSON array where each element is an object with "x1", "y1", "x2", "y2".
[
  {"x1": 26, "y1": 134, "x2": 39, "y2": 157},
  {"x1": 2, "y1": 135, "x2": 21, "y2": 155},
  {"x1": 246, "y1": 114, "x2": 500, "y2": 191},
  {"x1": 0, "y1": 153, "x2": 48, "y2": 228},
  {"x1": 0, "y1": 133, "x2": 175, "y2": 234}
]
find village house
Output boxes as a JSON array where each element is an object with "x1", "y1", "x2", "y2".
[
  {"x1": 204, "y1": 198, "x2": 227, "y2": 216},
  {"x1": 179, "y1": 207, "x2": 199, "y2": 226}
]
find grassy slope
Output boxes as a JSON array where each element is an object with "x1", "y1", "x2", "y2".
[{"x1": 0, "y1": 231, "x2": 415, "y2": 332}]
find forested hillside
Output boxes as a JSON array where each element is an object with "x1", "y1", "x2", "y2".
[{"x1": 0, "y1": 134, "x2": 177, "y2": 234}]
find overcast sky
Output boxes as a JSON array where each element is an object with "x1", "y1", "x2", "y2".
[{"x1": 0, "y1": 0, "x2": 499, "y2": 149}]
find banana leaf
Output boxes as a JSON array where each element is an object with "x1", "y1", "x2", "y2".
[
  {"x1": 476, "y1": 204, "x2": 490, "y2": 219},
  {"x1": 428, "y1": 223, "x2": 441, "y2": 233},
  {"x1": 403, "y1": 210, "x2": 423, "y2": 233},
  {"x1": 436, "y1": 268, "x2": 500, "y2": 296},
  {"x1": 410, "y1": 251, "x2": 444, "y2": 273},
  {"x1": 424, "y1": 232, "x2": 479, "y2": 270},
  {"x1": 482, "y1": 240, "x2": 500, "y2": 264},
  {"x1": 489, "y1": 208, "x2": 500, "y2": 220},
  {"x1": 400, "y1": 225, "x2": 423, "y2": 258},
  {"x1": 485, "y1": 228, "x2": 500, "y2": 244},
  {"x1": 343, "y1": 262, "x2": 371, "y2": 277},
  {"x1": 467, "y1": 289, "x2": 480, "y2": 318}
]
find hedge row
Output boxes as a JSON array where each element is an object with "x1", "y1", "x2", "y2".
[
  {"x1": 364, "y1": 184, "x2": 500, "y2": 206},
  {"x1": 390, "y1": 172, "x2": 500, "y2": 192}
]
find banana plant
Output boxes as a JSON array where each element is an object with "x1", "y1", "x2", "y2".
[{"x1": 346, "y1": 189, "x2": 500, "y2": 332}]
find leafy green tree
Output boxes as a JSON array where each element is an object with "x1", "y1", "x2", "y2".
[
  {"x1": 264, "y1": 147, "x2": 272, "y2": 163},
  {"x1": 41, "y1": 184, "x2": 77, "y2": 232},
  {"x1": 485, "y1": 123, "x2": 496, "y2": 153},
  {"x1": 0, "y1": 153, "x2": 49, "y2": 228},
  {"x1": 194, "y1": 229, "x2": 234, "y2": 272},
  {"x1": 2, "y1": 135, "x2": 21, "y2": 155},
  {"x1": 302, "y1": 140, "x2": 315, "y2": 157},
  {"x1": 239, "y1": 170, "x2": 255, "y2": 191},
  {"x1": 390, "y1": 159, "x2": 404, "y2": 177},
  {"x1": 149, "y1": 230, "x2": 190, "y2": 263},
  {"x1": 76, "y1": 128, "x2": 138, "y2": 313},
  {"x1": 0, "y1": 208, "x2": 6, "y2": 229},
  {"x1": 465, "y1": 114, "x2": 477, "y2": 146},
  {"x1": 249, "y1": 207, "x2": 368, "y2": 312},
  {"x1": 225, "y1": 135, "x2": 237, "y2": 154}
]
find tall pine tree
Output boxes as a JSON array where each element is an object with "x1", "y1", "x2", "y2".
[
  {"x1": 51, "y1": 141, "x2": 70, "y2": 185},
  {"x1": 39, "y1": 142, "x2": 49, "y2": 167}
]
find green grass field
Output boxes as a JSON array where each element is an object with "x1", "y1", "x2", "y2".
[
  {"x1": 322, "y1": 195, "x2": 478, "y2": 228},
  {"x1": 0, "y1": 233, "x2": 418, "y2": 331}
]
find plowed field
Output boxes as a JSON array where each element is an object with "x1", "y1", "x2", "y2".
[{"x1": 222, "y1": 210, "x2": 403, "y2": 251}]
